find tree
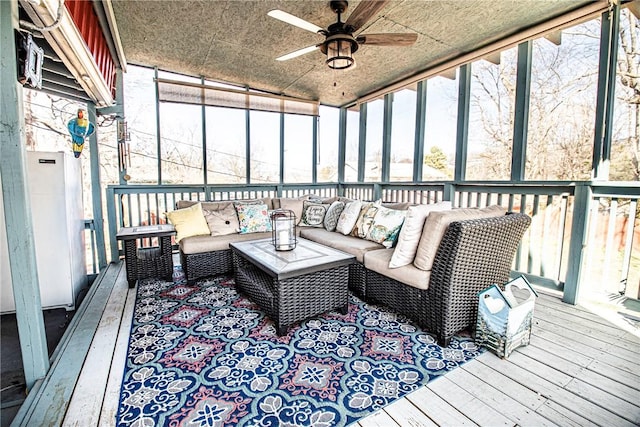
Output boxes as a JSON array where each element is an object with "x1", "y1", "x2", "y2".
[
  {"x1": 613, "y1": 8, "x2": 640, "y2": 181},
  {"x1": 467, "y1": 19, "x2": 606, "y2": 181},
  {"x1": 467, "y1": 11, "x2": 639, "y2": 183}
]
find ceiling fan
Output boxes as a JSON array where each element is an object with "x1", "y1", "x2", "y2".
[{"x1": 268, "y1": 0, "x2": 418, "y2": 70}]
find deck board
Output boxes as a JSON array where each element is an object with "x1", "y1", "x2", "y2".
[
  {"x1": 404, "y1": 387, "x2": 476, "y2": 426},
  {"x1": 443, "y1": 367, "x2": 556, "y2": 426},
  {"x1": 563, "y1": 379, "x2": 640, "y2": 425},
  {"x1": 13, "y1": 271, "x2": 640, "y2": 427},
  {"x1": 99, "y1": 272, "x2": 137, "y2": 425},
  {"x1": 586, "y1": 358, "x2": 640, "y2": 390},
  {"x1": 427, "y1": 376, "x2": 514, "y2": 426},
  {"x1": 460, "y1": 355, "x2": 546, "y2": 411},
  {"x1": 64, "y1": 265, "x2": 128, "y2": 425},
  {"x1": 383, "y1": 397, "x2": 439, "y2": 427},
  {"x1": 533, "y1": 328, "x2": 639, "y2": 375},
  {"x1": 535, "y1": 400, "x2": 599, "y2": 427},
  {"x1": 12, "y1": 262, "x2": 121, "y2": 426}
]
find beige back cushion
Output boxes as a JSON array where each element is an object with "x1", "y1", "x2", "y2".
[
  {"x1": 279, "y1": 198, "x2": 309, "y2": 224},
  {"x1": 413, "y1": 205, "x2": 507, "y2": 271},
  {"x1": 389, "y1": 201, "x2": 452, "y2": 268}
]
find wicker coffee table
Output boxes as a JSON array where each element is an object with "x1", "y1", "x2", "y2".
[{"x1": 230, "y1": 237, "x2": 355, "y2": 335}]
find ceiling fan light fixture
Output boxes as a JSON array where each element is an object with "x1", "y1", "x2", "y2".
[{"x1": 324, "y1": 34, "x2": 358, "y2": 70}]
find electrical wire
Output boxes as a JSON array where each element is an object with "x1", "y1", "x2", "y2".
[{"x1": 20, "y1": 0, "x2": 65, "y2": 33}]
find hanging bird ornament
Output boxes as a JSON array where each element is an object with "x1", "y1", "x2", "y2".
[{"x1": 67, "y1": 108, "x2": 95, "y2": 158}]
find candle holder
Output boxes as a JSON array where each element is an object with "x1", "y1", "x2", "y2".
[{"x1": 270, "y1": 209, "x2": 297, "y2": 251}]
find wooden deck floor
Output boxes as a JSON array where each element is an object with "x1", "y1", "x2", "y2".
[{"x1": 12, "y1": 261, "x2": 640, "y2": 426}]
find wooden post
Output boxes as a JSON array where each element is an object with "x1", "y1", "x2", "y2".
[
  {"x1": 381, "y1": 93, "x2": 393, "y2": 183},
  {"x1": 511, "y1": 41, "x2": 532, "y2": 182},
  {"x1": 454, "y1": 64, "x2": 471, "y2": 182},
  {"x1": 357, "y1": 103, "x2": 367, "y2": 182},
  {"x1": 0, "y1": 0, "x2": 49, "y2": 388},
  {"x1": 87, "y1": 103, "x2": 108, "y2": 268},
  {"x1": 279, "y1": 112, "x2": 285, "y2": 184},
  {"x1": 563, "y1": 183, "x2": 592, "y2": 304},
  {"x1": 312, "y1": 115, "x2": 318, "y2": 184},
  {"x1": 413, "y1": 80, "x2": 427, "y2": 182},
  {"x1": 337, "y1": 107, "x2": 347, "y2": 183},
  {"x1": 592, "y1": 7, "x2": 620, "y2": 180}
]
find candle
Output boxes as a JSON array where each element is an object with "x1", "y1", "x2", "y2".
[{"x1": 278, "y1": 229, "x2": 290, "y2": 244}]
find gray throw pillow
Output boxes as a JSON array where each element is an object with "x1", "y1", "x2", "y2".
[{"x1": 323, "y1": 201, "x2": 345, "y2": 232}]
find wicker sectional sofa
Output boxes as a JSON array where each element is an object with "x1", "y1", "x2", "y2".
[{"x1": 173, "y1": 198, "x2": 531, "y2": 345}]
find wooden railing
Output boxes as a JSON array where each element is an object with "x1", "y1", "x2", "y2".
[{"x1": 105, "y1": 181, "x2": 640, "y2": 303}]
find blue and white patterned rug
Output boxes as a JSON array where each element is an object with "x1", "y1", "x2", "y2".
[{"x1": 117, "y1": 276, "x2": 483, "y2": 426}]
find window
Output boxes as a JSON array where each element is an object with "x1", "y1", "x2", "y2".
[
  {"x1": 318, "y1": 106, "x2": 339, "y2": 182},
  {"x1": 424, "y1": 74, "x2": 458, "y2": 180},
  {"x1": 206, "y1": 107, "x2": 246, "y2": 183},
  {"x1": 249, "y1": 111, "x2": 280, "y2": 183},
  {"x1": 123, "y1": 65, "x2": 158, "y2": 184},
  {"x1": 365, "y1": 98, "x2": 384, "y2": 181},
  {"x1": 284, "y1": 114, "x2": 313, "y2": 183},
  {"x1": 526, "y1": 19, "x2": 600, "y2": 180},
  {"x1": 467, "y1": 48, "x2": 517, "y2": 180},
  {"x1": 389, "y1": 89, "x2": 416, "y2": 182},
  {"x1": 159, "y1": 103, "x2": 203, "y2": 184}
]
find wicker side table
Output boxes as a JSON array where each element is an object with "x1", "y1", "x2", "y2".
[{"x1": 116, "y1": 224, "x2": 176, "y2": 288}]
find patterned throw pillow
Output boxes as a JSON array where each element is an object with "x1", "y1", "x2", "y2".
[
  {"x1": 366, "y1": 206, "x2": 407, "y2": 246},
  {"x1": 350, "y1": 202, "x2": 379, "y2": 238},
  {"x1": 335, "y1": 200, "x2": 362, "y2": 235},
  {"x1": 234, "y1": 203, "x2": 272, "y2": 234},
  {"x1": 299, "y1": 201, "x2": 328, "y2": 227},
  {"x1": 323, "y1": 201, "x2": 345, "y2": 232}
]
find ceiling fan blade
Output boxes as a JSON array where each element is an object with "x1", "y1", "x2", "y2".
[
  {"x1": 345, "y1": 0, "x2": 390, "y2": 31},
  {"x1": 276, "y1": 45, "x2": 319, "y2": 61},
  {"x1": 357, "y1": 33, "x2": 418, "y2": 46},
  {"x1": 267, "y1": 10, "x2": 324, "y2": 34}
]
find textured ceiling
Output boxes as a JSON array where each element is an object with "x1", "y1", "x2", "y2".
[{"x1": 111, "y1": 0, "x2": 594, "y2": 107}]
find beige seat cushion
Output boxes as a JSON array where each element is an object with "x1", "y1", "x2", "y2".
[
  {"x1": 300, "y1": 228, "x2": 383, "y2": 263},
  {"x1": 413, "y1": 205, "x2": 507, "y2": 271},
  {"x1": 365, "y1": 249, "x2": 431, "y2": 290},
  {"x1": 389, "y1": 201, "x2": 452, "y2": 268},
  {"x1": 180, "y1": 232, "x2": 272, "y2": 254}
]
